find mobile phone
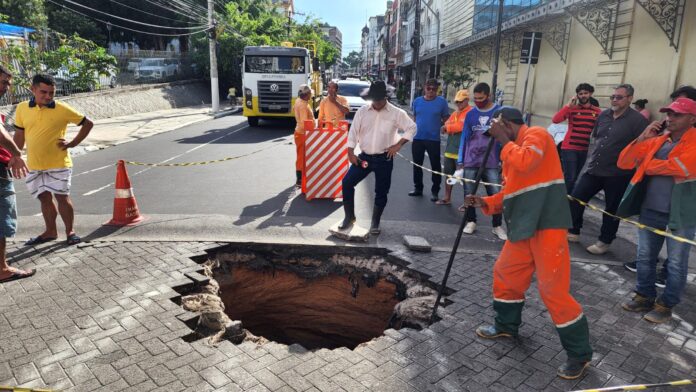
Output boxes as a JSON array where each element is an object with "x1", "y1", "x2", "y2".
[{"x1": 657, "y1": 120, "x2": 667, "y2": 134}]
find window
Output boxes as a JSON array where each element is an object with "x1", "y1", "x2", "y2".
[{"x1": 245, "y1": 55, "x2": 307, "y2": 74}]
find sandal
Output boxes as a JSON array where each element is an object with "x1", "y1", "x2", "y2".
[
  {"x1": 25, "y1": 236, "x2": 57, "y2": 246},
  {"x1": 435, "y1": 199, "x2": 451, "y2": 205},
  {"x1": 0, "y1": 267, "x2": 36, "y2": 284},
  {"x1": 458, "y1": 204, "x2": 468, "y2": 212},
  {"x1": 66, "y1": 234, "x2": 81, "y2": 246}
]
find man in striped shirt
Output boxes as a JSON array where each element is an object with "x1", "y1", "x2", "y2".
[{"x1": 552, "y1": 83, "x2": 602, "y2": 194}]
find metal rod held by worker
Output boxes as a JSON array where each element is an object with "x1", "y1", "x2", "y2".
[{"x1": 429, "y1": 137, "x2": 497, "y2": 324}]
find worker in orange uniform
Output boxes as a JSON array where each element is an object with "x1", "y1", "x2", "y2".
[
  {"x1": 437, "y1": 89, "x2": 471, "y2": 205},
  {"x1": 464, "y1": 107, "x2": 592, "y2": 380},
  {"x1": 318, "y1": 80, "x2": 350, "y2": 128},
  {"x1": 293, "y1": 84, "x2": 315, "y2": 187}
]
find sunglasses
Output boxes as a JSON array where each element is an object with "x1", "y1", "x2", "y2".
[{"x1": 610, "y1": 95, "x2": 629, "y2": 101}]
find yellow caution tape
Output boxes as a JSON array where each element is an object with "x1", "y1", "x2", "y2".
[
  {"x1": 0, "y1": 387, "x2": 53, "y2": 392},
  {"x1": 571, "y1": 378, "x2": 694, "y2": 391},
  {"x1": 125, "y1": 140, "x2": 285, "y2": 167},
  {"x1": 396, "y1": 152, "x2": 696, "y2": 246}
]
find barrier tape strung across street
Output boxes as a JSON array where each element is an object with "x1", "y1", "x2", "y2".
[
  {"x1": 570, "y1": 378, "x2": 694, "y2": 392},
  {"x1": 0, "y1": 387, "x2": 53, "y2": 392},
  {"x1": 124, "y1": 139, "x2": 286, "y2": 167},
  {"x1": 396, "y1": 152, "x2": 696, "y2": 247}
]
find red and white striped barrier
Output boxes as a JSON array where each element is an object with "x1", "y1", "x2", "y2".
[{"x1": 302, "y1": 120, "x2": 349, "y2": 200}]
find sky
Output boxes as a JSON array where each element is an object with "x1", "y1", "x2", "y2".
[{"x1": 293, "y1": 0, "x2": 389, "y2": 59}]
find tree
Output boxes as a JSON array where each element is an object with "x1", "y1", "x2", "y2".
[
  {"x1": 343, "y1": 51, "x2": 362, "y2": 72},
  {"x1": 0, "y1": 0, "x2": 47, "y2": 29},
  {"x1": 440, "y1": 51, "x2": 485, "y2": 98}
]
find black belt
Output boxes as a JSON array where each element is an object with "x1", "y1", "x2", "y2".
[{"x1": 361, "y1": 152, "x2": 388, "y2": 157}]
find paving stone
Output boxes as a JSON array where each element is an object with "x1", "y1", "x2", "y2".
[
  {"x1": 252, "y1": 368, "x2": 286, "y2": 391},
  {"x1": 39, "y1": 362, "x2": 67, "y2": 384},
  {"x1": 12, "y1": 363, "x2": 39, "y2": 384},
  {"x1": 199, "y1": 367, "x2": 231, "y2": 389}
]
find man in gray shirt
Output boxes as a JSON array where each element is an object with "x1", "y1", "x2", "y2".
[{"x1": 568, "y1": 84, "x2": 649, "y2": 255}]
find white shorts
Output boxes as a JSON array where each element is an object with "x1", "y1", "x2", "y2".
[{"x1": 26, "y1": 168, "x2": 72, "y2": 198}]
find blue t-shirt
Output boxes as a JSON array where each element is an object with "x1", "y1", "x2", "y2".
[{"x1": 412, "y1": 96, "x2": 450, "y2": 141}]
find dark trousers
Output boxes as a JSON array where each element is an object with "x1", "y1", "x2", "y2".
[
  {"x1": 411, "y1": 139, "x2": 441, "y2": 195},
  {"x1": 560, "y1": 149, "x2": 588, "y2": 194},
  {"x1": 569, "y1": 173, "x2": 632, "y2": 244},
  {"x1": 342, "y1": 152, "x2": 393, "y2": 208}
]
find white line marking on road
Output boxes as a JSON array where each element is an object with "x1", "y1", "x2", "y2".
[{"x1": 82, "y1": 125, "x2": 250, "y2": 196}]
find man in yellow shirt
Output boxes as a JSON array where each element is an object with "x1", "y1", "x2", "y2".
[
  {"x1": 318, "y1": 80, "x2": 349, "y2": 127},
  {"x1": 13, "y1": 74, "x2": 93, "y2": 246},
  {"x1": 293, "y1": 84, "x2": 315, "y2": 187}
]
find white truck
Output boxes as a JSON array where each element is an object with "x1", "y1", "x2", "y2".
[{"x1": 242, "y1": 45, "x2": 321, "y2": 127}]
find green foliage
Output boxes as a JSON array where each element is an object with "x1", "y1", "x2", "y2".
[
  {"x1": 0, "y1": 13, "x2": 8, "y2": 23},
  {"x1": 47, "y1": 6, "x2": 106, "y2": 46},
  {"x1": 2, "y1": 34, "x2": 117, "y2": 91},
  {"x1": 343, "y1": 51, "x2": 363, "y2": 71},
  {"x1": 0, "y1": 0, "x2": 47, "y2": 29},
  {"x1": 441, "y1": 52, "x2": 485, "y2": 90}
]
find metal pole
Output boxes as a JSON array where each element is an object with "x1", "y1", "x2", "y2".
[
  {"x1": 409, "y1": 0, "x2": 421, "y2": 108},
  {"x1": 434, "y1": 11, "x2": 440, "y2": 81},
  {"x1": 520, "y1": 33, "x2": 537, "y2": 119},
  {"x1": 208, "y1": 0, "x2": 220, "y2": 112},
  {"x1": 430, "y1": 0, "x2": 505, "y2": 325}
]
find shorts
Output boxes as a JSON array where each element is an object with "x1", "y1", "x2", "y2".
[
  {"x1": 0, "y1": 178, "x2": 17, "y2": 238},
  {"x1": 443, "y1": 157, "x2": 457, "y2": 176},
  {"x1": 26, "y1": 168, "x2": 72, "y2": 198}
]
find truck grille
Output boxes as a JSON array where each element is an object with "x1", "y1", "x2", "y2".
[{"x1": 257, "y1": 81, "x2": 292, "y2": 113}]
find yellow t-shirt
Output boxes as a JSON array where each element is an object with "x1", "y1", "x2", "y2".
[
  {"x1": 318, "y1": 95, "x2": 348, "y2": 127},
  {"x1": 15, "y1": 100, "x2": 85, "y2": 170}
]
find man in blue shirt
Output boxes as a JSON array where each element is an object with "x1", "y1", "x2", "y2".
[{"x1": 409, "y1": 78, "x2": 450, "y2": 201}]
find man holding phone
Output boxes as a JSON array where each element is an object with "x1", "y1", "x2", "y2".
[{"x1": 552, "y1": 83, "x2": 602, "y2": 194}]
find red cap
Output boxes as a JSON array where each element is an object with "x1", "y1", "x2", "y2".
[{"x1": 659, "y1": 97, "x2": 696, "y2": 115}]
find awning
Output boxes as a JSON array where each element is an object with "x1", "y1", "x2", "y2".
[{"x1": 0, "y1": 22, "x2": 35, "y2": 38}]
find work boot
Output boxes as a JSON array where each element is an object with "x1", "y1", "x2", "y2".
[
  {"x1": 557, "y1": 359, "x2": 590, "y2": 380},
  {"x1": 622, "y1": 293, "x2": 655, "y2": 312},
  {"x1": 369, "y1": 205, "x2": 385, "y2": 235},
  {"x1": 338, "y1": 200, "x2": 356, "y2": 231},
  {"x1": 475, "y1": 325, "x2": 515, "y2": 339},
  {"x1": 295, "y1": 171, "x2": 302, "y2": 187},
  {"x1": 644, "y1": 300, "x2": 672, "y2": 323},
  {"x1": 587, "y1": 240, "x2": 610, "y2": 255},
  {"x1": 408, "y1": 189, "x2": 423, "y2": 197}
]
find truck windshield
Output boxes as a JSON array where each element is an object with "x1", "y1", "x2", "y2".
[{"x1": 245, "y1": 55, "x2": 306, "y2": 74}]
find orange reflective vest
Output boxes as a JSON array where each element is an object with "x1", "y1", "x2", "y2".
[
  {"x1": 616, "y1": 127, "x2": 696, "y2": 229},
  {"x1": 482, "y1": 125, "x2": 571, "y2": 242}
]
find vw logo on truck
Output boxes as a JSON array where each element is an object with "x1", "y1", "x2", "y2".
[{"x1": 269, "y1": 84, "x2": 279, "y2": 93}]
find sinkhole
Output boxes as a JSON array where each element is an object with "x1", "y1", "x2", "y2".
[{"x1": 172, "y1": 243, "x2": 451, "y2": 350}]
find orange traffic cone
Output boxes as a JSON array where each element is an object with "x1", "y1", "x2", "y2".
[{"x1": 106, "y1": 160, "x2": 144, "y2": 226}]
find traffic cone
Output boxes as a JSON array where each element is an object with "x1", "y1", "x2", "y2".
[{"x1": 106, "y1": 160, "x2": 144, "y2": 226}]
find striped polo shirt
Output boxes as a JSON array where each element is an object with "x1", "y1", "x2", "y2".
[{"x1": 552, "y1": 104, "x2": 602, "y2": 151}]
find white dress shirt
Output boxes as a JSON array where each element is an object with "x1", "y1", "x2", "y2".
[{"x1": 347, "y1": 102, "x2": 417, "y2": 154}]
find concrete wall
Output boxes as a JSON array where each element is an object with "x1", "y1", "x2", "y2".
[{"x1": 1, "y1": 80, "x2": 210, "y2": 125}]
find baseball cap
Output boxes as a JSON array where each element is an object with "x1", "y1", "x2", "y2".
[
  {"x1": 493, "y1": 106, "x2": 525, "y2": 124},
  {"x1": 659, "y1": 97, "x2": 696, "y2": 115},
  {"x1": 454, "y1": 90, "x2": 469, "y2": 102}
]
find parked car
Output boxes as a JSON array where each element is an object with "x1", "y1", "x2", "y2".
[
  {"x1": 52, "y1": 65, "x2": 118, "y2": 95},
  {"x1": 127, "y1": 58, "x2": 143, "y2": 72},
  {"x1": 337, "y1": 80, "x2": 372, "y2": 124},
  {"x1": 134, "y1": 58, "x2": 178, "y2": 81}
]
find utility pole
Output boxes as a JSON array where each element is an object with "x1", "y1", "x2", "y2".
[
  {"x1": 490, "y1": 0, "x2": 504, "y2": 103},
  {"x1": 207, "y1": 0, "x2": 219, "y2": 112},
  {"x1": 409, "y1": 0, "x2": 421, "y2": 107},
  {"x1": 384, "y1": 11, "x2": 391, "y2": 82}
]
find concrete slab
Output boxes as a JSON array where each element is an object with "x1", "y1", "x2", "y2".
[
  {"x1": 328, "y1": 222, "x2": 370, "y2": 242},
  {"x1": 403, "y1": 235, "x2": 432, "y2": 252}
]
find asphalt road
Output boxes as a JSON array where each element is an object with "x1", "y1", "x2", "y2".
[{"x1": 13, "y1": 113, "x2": 641, "y2": 262}]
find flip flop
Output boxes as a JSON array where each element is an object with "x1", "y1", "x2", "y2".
[
  {"x1": 458, "y1": 204, "x2": 468, "y2": 212},
  {"x1": 435, "y1": 199, "x2": 451, "y2": 205},
  {"x1": 66, "y1": 234, "x2": 81, "y2": 246},
  {"x1": 25, "y1": 236, "x2": 58, "y2": 246},
  {"x1": 0, "y1": 268, "x2": 36, "y2": 284}
]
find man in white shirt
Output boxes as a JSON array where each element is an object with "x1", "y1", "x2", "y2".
[{"x1": 339, "y1": 81, "x2": 417, "y2": 235}]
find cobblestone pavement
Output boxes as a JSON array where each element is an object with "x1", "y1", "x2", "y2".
[{"x1": 1, "y1": 241, "x2": 695, "y2": 391}]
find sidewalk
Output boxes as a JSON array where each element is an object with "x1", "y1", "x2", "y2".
[{"x1": 65, "y1": 105, "x2": 239, "y2": 156}]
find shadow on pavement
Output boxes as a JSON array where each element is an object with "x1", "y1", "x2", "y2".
[
  {"x1": 234, "y1": 186, "x2": 342, "y2": 228},
  {"x1": 174, "y1": 125, "x2": 291, "y2": 145}
]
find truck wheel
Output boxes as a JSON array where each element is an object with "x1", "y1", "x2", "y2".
[{"x1": 248, "y1": 117, "x2": 259, "y2": 127}]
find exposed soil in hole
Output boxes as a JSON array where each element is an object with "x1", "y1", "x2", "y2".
[
  {"x1": 177, "y1": 243, "x2": 449, "y2": 350},
  {"x1": 220, "y1": 266, "x2": 398, "y2": 349}
]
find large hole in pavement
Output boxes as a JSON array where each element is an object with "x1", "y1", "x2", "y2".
[{"x1": 176, "y1": 243, "x2": 449, "y2": 350}]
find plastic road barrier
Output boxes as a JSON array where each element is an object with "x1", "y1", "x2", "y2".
[{"x1": 302, "y1": 120, "x2": 350, "y2": 200}]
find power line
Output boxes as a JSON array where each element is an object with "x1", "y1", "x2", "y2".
[
  {"x1": 54, "y1": 0, "x2": 208, "y2": 29},
  {"x1": 108, "y1": 0, "x2": 202, "y2": 25},
  {"x1": 141, "y1": 0, "x2": 205, "y2": 23},
  {"x1": 47, "y1": 0, "x2": 209, "y2": 36}
]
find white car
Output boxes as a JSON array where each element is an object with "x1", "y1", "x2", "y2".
[
  {"x1": 134, "y1": 58, "x2": 178, "y2": 80},
  {"x1": 337, "y1": 80, "x2": 372, "y2": 124},
  {"x1": 127, "y1": 58, "x2": 143, "y2": 72},
  {"x1": 52, "y1": 65, "x2": 118, "y2": 94}
]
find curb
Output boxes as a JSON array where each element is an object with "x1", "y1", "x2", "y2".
[{"x1": 213, "y1": 106, "x2": 242, "y2": 119}]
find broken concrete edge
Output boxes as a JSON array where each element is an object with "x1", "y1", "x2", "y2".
[
  {"x1": 171, "y1": 241, "x2": 448, "y2": 350},
  {"x1": 328, "y1": 222, "x2": 370, "y2": 242}
]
